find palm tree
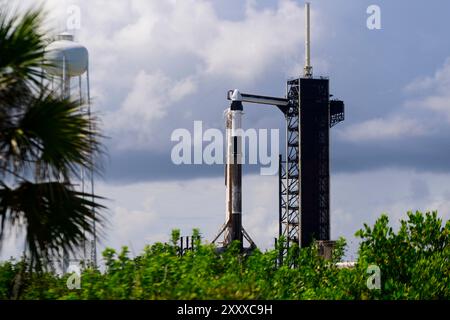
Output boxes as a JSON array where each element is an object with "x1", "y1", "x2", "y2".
[{"x1": 0, "y1": 6, "x2": 105, "y2": 269}]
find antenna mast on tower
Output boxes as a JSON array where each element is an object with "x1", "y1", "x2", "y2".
[{"x1": 304, "y1": 2, "x2": 312, "y2": 78}]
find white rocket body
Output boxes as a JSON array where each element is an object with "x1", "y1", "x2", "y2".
[
  {"x1": 224, "y1": 90, "x2": 244, "y2": 245},
  {"x1": 212, "y1": 89, "x2": 256, "y2": 249}
]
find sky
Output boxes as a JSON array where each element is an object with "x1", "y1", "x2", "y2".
[{"x1": 2, "y1": 0, "x2": 450, "y2": 260}]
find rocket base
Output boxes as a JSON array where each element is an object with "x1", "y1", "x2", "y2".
[{"x1": 212, "y1": 221, "x2": 256, "y2": 251}]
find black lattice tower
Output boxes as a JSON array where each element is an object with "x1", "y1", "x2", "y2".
[
  {"x1": 279, "y1": 77, "x2": 344, "y2": 254},
  {"x1": 279, "y1": 79, "x2": 301, "y2": 253}
]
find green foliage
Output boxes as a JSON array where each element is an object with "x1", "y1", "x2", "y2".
[
  {"x1": 355, "y1": 211, "x2": 449, "y2": 299},
  {"x1": 0, "y1": 211, "x2": 447, "y2": 300}
]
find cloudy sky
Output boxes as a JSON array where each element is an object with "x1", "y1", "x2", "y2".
[{"x1": 2, "y1": 0, "x2": 450, "y2": 260}]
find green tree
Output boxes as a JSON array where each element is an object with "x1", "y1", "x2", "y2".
[
  {"x1": 0, "y1": 6, "x2": 105, "y2": 269},
  {"x1": 355, "y1": 211, "x2": 450, "y2": 299}
]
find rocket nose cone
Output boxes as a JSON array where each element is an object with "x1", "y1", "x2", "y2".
[{"x1": 231, "y1": 89, "x2": 242, "y2": 101}]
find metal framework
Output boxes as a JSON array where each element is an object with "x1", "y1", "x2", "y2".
[
  {"x1": 279, "y1": 79, "x2": 301, "y2": 254},
  {"x1": 279, "y1": 78, "x2": 345, "y2": 255},
  {"x1": 49, "y1": 69, "x2": 97, "y2": 272}
]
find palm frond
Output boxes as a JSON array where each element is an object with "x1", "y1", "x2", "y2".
[
  {"x1": 0, "y1": 5, "x2": 107, "y2": 269},
  {"x1": 0, "y1": 5, "x2": 47, "y2": 90},
  {"x1": 1, "y1": 91, "x2": 103, "y2": 181},
  {"x1": 0, "y1": 181, "x2": 105, "y2": 269}
]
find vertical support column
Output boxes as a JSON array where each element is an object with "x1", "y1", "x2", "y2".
[
  {"x1": 86, "y1": 66, "x2": 97, "y2": 268},
  {"x1": 279, "y1": 79, "x2": 301, "y2": 263},
  {"x1": 278, "y1": 154, "x2": 283, "y2": 239},
  {"x1": 62, "y1": 55, "x2": 71, "y2": 99}
]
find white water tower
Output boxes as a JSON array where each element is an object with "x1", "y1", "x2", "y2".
[
  {"x1": 44, "y1": 32, "x2": 89, "y2": 99},
  {"x1": 44, "y1": 32, "x2": 97, "y2": 270}
]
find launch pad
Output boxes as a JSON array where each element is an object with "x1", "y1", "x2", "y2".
[{"x1": 212, "y1": 3, "x2": 345, "y2": 256}]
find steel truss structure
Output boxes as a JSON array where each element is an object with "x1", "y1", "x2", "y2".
[
  {"x1": 278, "y1": 78, "x2": 345, "y2": 259},
  {"x1": 278, "y1": 79, "x2": 301, "y2": 256}
]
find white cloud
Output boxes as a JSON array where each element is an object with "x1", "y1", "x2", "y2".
[
  {"x1": 201, "y1": 1, "x2": 307, "y2": 80},
  {"x1": 102, "y1": 70, "x2": 197, "y2": 150},
  {"x1": 404, "y1": 58, "x2": 450, "y2": 93},
  {"x1": 111, "y1": 203, "x2": 158, "y2": 247},
  {"x1": 336, "y1": 116, "x2": 426, "y2": 142},
  {"x1": 404, "y1": 58, "x2": 450, "y2": 122},
  {"x1": 337, "y1": 57, "x2": 450, "y2": 143},
  {"x1": 170, "y1": 77, "x2": 198, "y2": 102},
  {"x1": 22, "y1": 0, "x2": 314, "y2": 152},
  {"x1": 121, "y1": 71, "x2": 172, "y2": 122}
]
